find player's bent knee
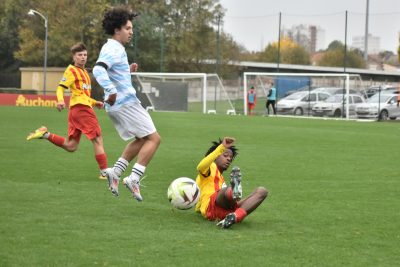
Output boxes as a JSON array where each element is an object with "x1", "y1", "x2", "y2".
[
  {"x1": 64, "y1": 143, "x2": 78, "y2": 152},
  {"x1": 156, "y1": 134, "x2": 161, "y2": 145},
  {"x1": 66, "y1": 146, "x2": 78, "y2": 152},
  {"x1": 151, "y1": 132, "x2": 161, "y2": 146},
  {"x1": 256, "y1": 186, "x2": 268, "y2": 199}
]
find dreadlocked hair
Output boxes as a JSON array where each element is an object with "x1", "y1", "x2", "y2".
[{"x1": 205, "y1": 138, "x2": 238, "y2": 160}]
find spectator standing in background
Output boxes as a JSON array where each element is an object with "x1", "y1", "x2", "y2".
[
  {"x1": 247, "y1": 86, "x2": 257, "y2": 115},
  {"x1": 266, "y1": 81, "x2": 277, "y2": 115}
]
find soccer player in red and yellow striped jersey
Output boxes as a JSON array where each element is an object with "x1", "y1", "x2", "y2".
[
  {"x1": 57, "y1": 60, "x2": 96, "y2": 108},
  {"x1": 27, "y1": 43, "x2": 109, "y2": 178},
  {"x1": 195, "y1": 137, "x2": 268, "y2": 228}
]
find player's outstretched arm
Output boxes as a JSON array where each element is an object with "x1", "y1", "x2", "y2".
[{"x1": 197, "y1": 144, "x2": 226, "y2": 176}]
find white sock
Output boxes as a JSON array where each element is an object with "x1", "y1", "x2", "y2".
[
  {"x1": 130, "y1": 163, "x2": 146, "y2": 181},
  {"x1": 43, "y1": 132, "x2": 50, "y2": 139},
  {"x1": 113, "y1": 157, "x2": 129, "y2": 177}
]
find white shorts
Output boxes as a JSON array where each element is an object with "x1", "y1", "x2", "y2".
[{"x1": 107, "y1": 102, "x2": 157, "y2": 141}]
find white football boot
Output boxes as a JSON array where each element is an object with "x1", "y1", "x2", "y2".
[
  {"x1": 123, "y1": 176, "x2": 143, "y2": 202},
  {"x1": 105, "y1": 168, "x2": 120, "y2": 197}
]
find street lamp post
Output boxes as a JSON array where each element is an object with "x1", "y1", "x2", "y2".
[
  {"x1": 364, "y1": 0, "x2": 370, "y2": 62},
  {"x1": 28, "y1": 9, "x2": 48, "y2": 95}
]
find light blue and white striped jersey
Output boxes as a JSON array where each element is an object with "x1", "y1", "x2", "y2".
[{"x1": 93, "y1": 38, "x2": 139, "y2": 112}]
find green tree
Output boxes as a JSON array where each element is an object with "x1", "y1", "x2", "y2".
[
  {"x1": 163, "y1": 0, "x2": 221, "y2": 72},
  {"x1": 317, "y1": 40, "x2": 366, "y2": 69},
  {"x1": 12, "y1": 0, "x2": 243, "y2": 77},
  {"x1": 238, "y1": 50, "x2": 262, "y2": 62},
  {"x1": 134, "y1": 0, "x2": 242, "y2": 74},
  {"x1": 327, "y1": 40, "x2": 344, "y2": 51},
  {"x1": 15, "y1": 0, "x2": 108, "y2": 67},
  {"x1": 0, "y1": 0, "x2": 38, "y2": 70},
  {"x1": 259, "y1": 38, "x2": 310, "y2": 65},
  {"x1": 14, "y1": 28, "x2": 43, "y2": 64}
]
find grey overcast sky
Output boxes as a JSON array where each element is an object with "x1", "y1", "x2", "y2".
[{"x1": 219, "y1": 0, "x2": 400, "y2": 53}]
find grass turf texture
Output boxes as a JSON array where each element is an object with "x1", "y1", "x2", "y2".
[{"x1": 0, "y1": 106, "x2": 399, "y2": 266}]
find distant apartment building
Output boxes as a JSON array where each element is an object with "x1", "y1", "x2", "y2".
[
  {"x1": 310, "y1": 26, "x2": 325, "y2": 52},
  {"x1": 351, "y1": 34, "x2": 380, "y2": 54},
  {"x1": 283, "y1": 24, "x2": 325, "y2": 53}
]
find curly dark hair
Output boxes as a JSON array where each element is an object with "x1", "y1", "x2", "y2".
[
  {"x1": 102, "y1": 6, "x2": 138, "y2": 35},
  {"x1": 205, "y1": 138, "x2": 238, "y2": 160}
]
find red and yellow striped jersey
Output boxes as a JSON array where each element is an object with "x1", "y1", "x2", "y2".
[
  {"x1": 57, "y1": 64, "x2": 96, "y2": 108},
  {"x1": 195, "y1": 144, "x2": 226, "y2": 217}
]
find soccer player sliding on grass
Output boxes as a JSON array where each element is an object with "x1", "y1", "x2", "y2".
[
  {"x1": 26, "y1": 43, "x2": 109, "y2": 179},
  {"x1": 195, "y1": 137, "x2": 268, "y2": 229}
]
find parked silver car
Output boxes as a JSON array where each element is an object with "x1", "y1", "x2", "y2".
[
  {"x1": 312, "y1": 94, "x2": 365, "y2": 117},
  {"x1": 313, "y1": 87, "x2": 368, "y2": 99},
  {"x1": 365, "y1": 85, "x2": 398, "y2": 98},
  {"x1": 356, "y1": 93, "x2": 400, "y2": 120},
  {"x1": 277, "y1": 91, "x2": 331, "y2": 115}
]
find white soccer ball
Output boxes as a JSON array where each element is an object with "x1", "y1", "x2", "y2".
[{"x1": 167, "y1": 177, "x2": 200, "y2": 210}]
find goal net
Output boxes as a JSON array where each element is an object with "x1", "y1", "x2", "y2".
[
  {"x1": 131, "y1": 72, "x2": 235, "y2": 114},
  {"x1": 243, "y1": 72, "x2": 366, "y2": 119}
]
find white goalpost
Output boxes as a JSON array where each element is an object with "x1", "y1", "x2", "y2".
[
  {"x1": 243, "y1": 72, "x2": 365, "y2": 119},
  {"x1": 206, "y1": 73, "x2": 236, "y2": 115},
  {"x1": 131, "y1": 72, "x2": 235, "y2": 114}
]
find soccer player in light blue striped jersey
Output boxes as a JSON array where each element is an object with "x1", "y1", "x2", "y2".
[{"x1": 93, "y1": 6, "x2": 161, "y2": 202}]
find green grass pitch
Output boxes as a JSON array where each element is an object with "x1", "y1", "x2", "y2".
[{"x1": 0, "y1": 106, "x2": 399, "y2": 266}]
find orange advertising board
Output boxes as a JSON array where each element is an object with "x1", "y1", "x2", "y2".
[{"x1": 0, "y1": 94, "x2": 70, "y2": 107}]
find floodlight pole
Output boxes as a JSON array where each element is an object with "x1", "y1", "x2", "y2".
[
  {"x1": 276, "y1": 12, "x2": 282, "y2": 108},
  {"x1": 277, "y1": 12, "x2": 281, "y2": 72},
  {"x1": 28, "y1": 9, "x2": 48, "y2": 95},
  {"x1": 364, "y1": 0, "x2": 370, "y2": 62},
  {"x1": 343, "y1": 11, "x2": 348, "y2": 73},
  {"x1": 215, "y1": 12, "x2": 222, "y2": 112},
  {"x1": 160, "y1": 19, "x2": 164, "y2": 72},
  {"x1": 215, "y1": 13, "x2": 222, "y2": 74}
]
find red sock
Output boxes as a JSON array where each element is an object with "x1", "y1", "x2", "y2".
[
  {"x1": 234, "y1": 208, "x2": 247, "y2": 223},
  {"x1": 48, "y1": 133, "x2": 65, "y2": 147},
  {"x1": 95, "y1": 153, "x2": 108, "y2": 170}
]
